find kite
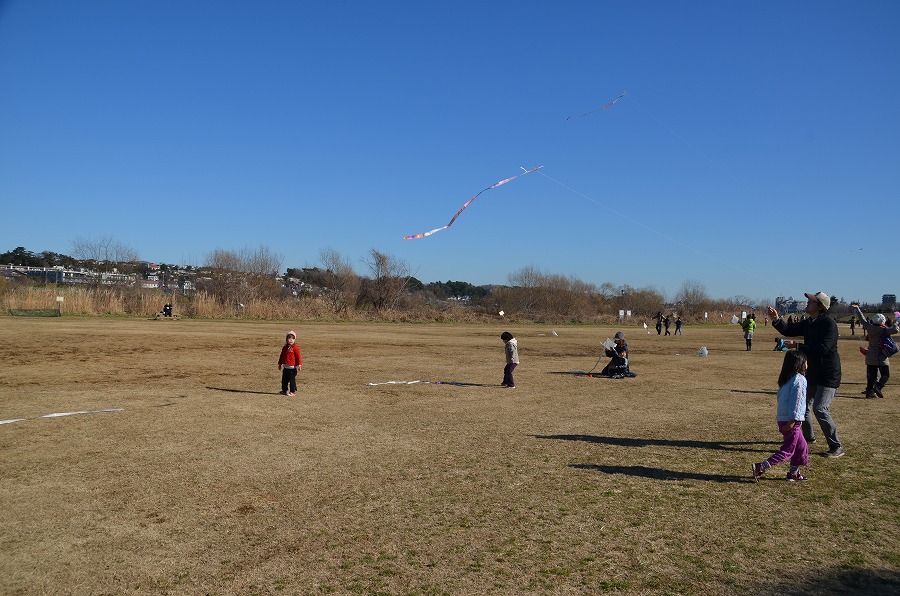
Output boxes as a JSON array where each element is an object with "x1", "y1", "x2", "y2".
[
  {"x1": 566, "y1": 91, "x2": 627, "y2": 120},
  {"x1": 366, "y1": 380, "x2": 490, "y2": 387},
  {"x1": 0, "y1": 408, "x2": 124, "y2": 425},
  {"x1": 403, "y1": 166, "x2": 543, "y2": 240}
]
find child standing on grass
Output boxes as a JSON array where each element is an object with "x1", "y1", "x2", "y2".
[
  {"x1": 500, "y1": 331, "x2": 519, "y2": 388},
  {"x1": 753, "y1": 350, "x2": 809, "y2": 482},
  {"x1": 278, "y1": 331, "x2": 302, "y2": 396},
  {"x1": 742, "y1": 314, "x2": 757, "y2": 351}
]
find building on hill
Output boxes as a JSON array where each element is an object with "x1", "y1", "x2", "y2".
[
  {"x1": 775, "y1": 296, "x2": 804, "y2": 314},
  {"x1": 883, "y1": 294, "x2": 897, "y2": 306}
]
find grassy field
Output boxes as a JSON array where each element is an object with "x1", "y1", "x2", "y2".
[{"x1": 1, "y1": 317, "x2": 898, "y2": 595}]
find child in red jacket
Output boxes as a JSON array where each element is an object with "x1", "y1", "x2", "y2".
[{"x1": 278, "y1": 331, "x2": 303, "y2": 396}]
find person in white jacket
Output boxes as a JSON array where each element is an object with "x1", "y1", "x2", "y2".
[
  {"x1": 500, "y1": 331, "x2": 519, "y2": 388},
  {"x1": 851, "y1": 304, "x2": 900, "y2": 398}
]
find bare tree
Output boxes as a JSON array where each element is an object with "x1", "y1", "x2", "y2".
[
  {"x1": 508, "y1": 265, "x2": 545, "y2": 288},
  {"x1": 200, "y1": 249, "x2": 243, "y2": 305},
  {"x1": 358, "y1": 249, "x2": 413, "y2": 311},
  {"x1": 598, "y1": 282, "x2": 621, "y2": 300},
  {"x1": 674, "y1": 279, "x2": 710, "y2": 316},
  {"x1": 200, "y1": 245, "x2": 284, "y2": 305},
  {"x1": 499, "y1": 266, "x2": 601, "y2": 322},
  {"x1": 242, "y1": 245, "x2": 283, "y2": 299},
  {"x1": 71, "y1": 235, "x2": 139, "y2": 270},
  {"x1": 242, "y1": 245, "x2": 282, "y2": 277},
  {"x1": 319, "y1": 248, "x2": 359, "y2": 313},
  {"x1": 625, "y1": 285, "x2": 666, "y2": 317},
  {"x1": 729, "y1": 295, "x2": 754, "y2": 310},
  {"x1": 206, "y1": 248, "x2": 242, "y2": 272}
]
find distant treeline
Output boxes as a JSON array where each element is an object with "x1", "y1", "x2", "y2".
[{"x1": 3, "y1": 245, "x2": 890, "y2": 323}]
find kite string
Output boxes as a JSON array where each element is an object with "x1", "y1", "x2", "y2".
[
  {"x1": 535, "y1": 170, "x2": 790, "y2": 292},
  {"x1": 626, "y1": 93, "x2": 735, "y2": 182},
  {"x1": 586, "y1": 353, "x2": 604, "y2": 374},
  {"x1": 623, "y1": 93, "x2": 803, "y2": 294}
]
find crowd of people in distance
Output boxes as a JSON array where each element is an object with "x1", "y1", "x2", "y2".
[{"x1": 653, "y1": 312, "x2": 683, "y2": 336}]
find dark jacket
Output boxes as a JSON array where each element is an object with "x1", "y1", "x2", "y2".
[
  {"x1": 601, "y1": 341, "x2": 628, "y2": 375},
  {"x1": 773, "y1": 314, "x2": 841, "y2": 388}
]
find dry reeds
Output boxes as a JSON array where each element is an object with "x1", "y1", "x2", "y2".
[{"x1": 1, "y1": 284, "x2": 751, "y2": 324}]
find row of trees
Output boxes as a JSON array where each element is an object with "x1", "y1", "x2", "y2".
[
  {"x1": 4, "y1": 241, "x2": 888, "y2": 323},
  {"x1": 171, "y1": 245, "x2": 766, "y2": 322}
]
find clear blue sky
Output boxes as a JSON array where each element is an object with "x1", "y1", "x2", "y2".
[{"x1": 2, "y1": 1, "x2": 897, "y2": 304}]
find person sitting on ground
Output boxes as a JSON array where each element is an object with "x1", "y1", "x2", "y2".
[
  {"x1": 774, "y1": 337, "x2": 788, "y2": 352},
  {"x1": 600, "y1": 331, "x2": 635, "y2": 378}
]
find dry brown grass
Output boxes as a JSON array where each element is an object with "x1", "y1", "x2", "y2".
[{"x1": 1, "y1": 317, "x2": 898, "y2": 595}]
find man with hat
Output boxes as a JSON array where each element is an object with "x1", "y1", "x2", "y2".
[{"x1": 767, "y1": 292, "x2": 844, "y2": 457}]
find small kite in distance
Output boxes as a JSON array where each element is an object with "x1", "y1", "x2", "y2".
[
  {"x1": 404, "y1": 166, "x2": 543, "y2": 240},
  {"x1": 566, "y1": 91, "x2": 627, "y2": 120}
]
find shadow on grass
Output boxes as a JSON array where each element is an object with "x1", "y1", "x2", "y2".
[
  {"x1": 570, "y1": 463, "x2": 749, "y2": 483},
  {"x1": 727, "y1": 386, "x2": 869, "y2": 400},
  {"x1": 764, "y1": 567, "x2": 900, "y2": 595},
  {"x1": 727, "y1": 388, "x2": 776, "y2": 396},
  {"x1": 533, "y1": 434, "x2": 773, "y2": 453},
  {"x1": 840, "y1": 392, "x2": 876, "y2": 400},
  {"x1": 206, "y1": 386, "x2": 279, "y2": 396}
]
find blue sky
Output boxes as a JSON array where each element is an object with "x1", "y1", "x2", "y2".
[{"x1": 1, "y1": 1, "x2": 897, "y2": 304}]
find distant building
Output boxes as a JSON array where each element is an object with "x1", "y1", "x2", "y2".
[
  {"x1": 0, "y1": 262, "x2": 198, "y2": 295},
  {"x1": 884, "y1": 294, "x2": 897, "y2": 306},
  {"x1": 775, "y1": 296, "x2": 804, "y2": 314}
]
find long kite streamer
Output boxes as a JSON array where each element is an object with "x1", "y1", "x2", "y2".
[
  {"x1": 566, "y1": 91, "x2": 627, "y2": 120},
  {"x1": 404, "y1": 166, "x2": 543, "y2": 240},
  {"x1": 0, "y1": 408, "x2": 124, "y2": 425},
  {"x1": 366, "y1": 380, "x2": 489, "y2": 387}
]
